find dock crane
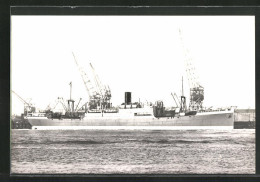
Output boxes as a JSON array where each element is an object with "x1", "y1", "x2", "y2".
[
  {"x1": 72, "y1": 52, "x2": 100, "y2": 110},
  {"x1": 72, "y1": 52, "x2": 110, "y2": 110},
  {"x1": 72, "y1": 52, "x2": 98, "y2": 99},
  {"x1": 89, "y1": 63, "x2": 105, "y2": 97},
  {"x1": 179, "y1": 29, "x2": 204, "y2": 111},
  {"x1": 11, "y1": 90, "x2": 36, "y2": 115},
  {"x1": 89, "y1": 63, "x2": 112, "y2": 109}
]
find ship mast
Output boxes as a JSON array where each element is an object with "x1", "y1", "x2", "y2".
[
  {"x1": 69, "y1": 82, "x2": 72, "y2": 100},
  {"x1": 67, "y1": 82, "x2": 75, "y2": 112},
  {"x1": 180, "y1": 76, "x2": 187, "y2": 113}
]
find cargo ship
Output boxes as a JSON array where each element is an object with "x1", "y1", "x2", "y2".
[
  {"x1": 26, "y1": 109, "x2": 234, "y2": 130},
  {"x1": 23, "y1": 52, "x2": 235, "y2": 130},
  {"x1": 25, "y1": 91, "x2": 235, "y2": 130}
]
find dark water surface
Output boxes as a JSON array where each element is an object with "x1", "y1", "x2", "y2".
[{"x1": 11, "y1": 129, "x2": 255, "y2": 174}]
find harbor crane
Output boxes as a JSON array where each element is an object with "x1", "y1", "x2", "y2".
[
  {"x1": 72, "y1": 52, "x2": 111, "y2": 110},
  {"x1": 11, "y1": 90, "x2": 35, "y2": 115},
  {"x1": 72, "y1": 52, "x2": 98, "y2": 99},
  {"x1": 89, "y1": 63, "x2": 112, "y2": 109},
  {"x1": 72, "y1": 52, "x2": 101, "y2": 110},
  {"x1": 179, "y1": 29, "x2": 204, "y2": 111},
  {"x1": 89, "y1": 63, "x2": 105, "y2": 97}
]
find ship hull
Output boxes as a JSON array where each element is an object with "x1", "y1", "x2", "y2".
[{"x1": 27, "y1": 110, "x2": 234, "y2": 130}]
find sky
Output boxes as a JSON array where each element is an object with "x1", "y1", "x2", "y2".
[{"x1": 11, "y1": 16, "x2": 255, "y2": 115}]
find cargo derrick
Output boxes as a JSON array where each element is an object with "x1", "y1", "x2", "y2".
[
  {"x1": 45, "y1": 99, "x2": 59, "y2": 112},
  {"x1": 46, "y1": 83, "x2": 84, "y2": 119},
  {"x1": 179, "y1": 29, "x2": 204, "y2": 111},
  {"x1": 44, "y1": 98, "x2": 61, "y2": 118},
  {"x1": 64, "y1": 82, "x2": 84, "y2": 119},
  {"x1": 171, "y1": 92, "x2": 180, "y2": 108}
]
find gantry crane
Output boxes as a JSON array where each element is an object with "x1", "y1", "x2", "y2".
[{"x1": 179, "y1": 29, "x2": 204, "y2": 111}]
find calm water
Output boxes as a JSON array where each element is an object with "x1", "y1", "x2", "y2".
[{"x1": 11, "y1": 129, "x2": 255, "y2": 174}]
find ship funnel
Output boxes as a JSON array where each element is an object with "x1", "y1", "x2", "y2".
[{"x1": 125, "y1": 92, "x2": 132, "y2": 105}]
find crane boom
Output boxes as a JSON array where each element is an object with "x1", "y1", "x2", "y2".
[
  {"x1": 12, "y1": 90, "x2": 31, "y2": 106},
  {"x1": 52, "y1": 102, "x2": 59, "y2": 110},
  {"x1": 174, "y1": 93, "x2": 181, "y2": 106},
  {"x1": 75, "y1": 98, "x2": 82, "y2": 111},
  {"x1": 178, "y1": 28, "x2": 204, "y2": 111},
  {"x1": 72, "y1": 52, "x2": 97, "y2": 98},
  {"x1": 45, "y1": 99, "x2": 59, "y2": 111},
  {"x1": 72, "y1": 52, "x2": 110, "y2": 110},
  {"x1": 12, "y1": 90, "x2": 35, "y2": 114},
  {"x1": 171, "y1": 92, "x2": 179, "y2": 107},
  {"x1": 89, "y1": 63, "x2": 106, "y2": 97},
  {"x1": 179, "y1": 29, "x2": 200, "y2": 89},
  {"x1": 58, "y1": 97, "x2": 68, "y2": 111},
  {"x1": 89, "y1": 63, "x2": 112, "y2": 109}
]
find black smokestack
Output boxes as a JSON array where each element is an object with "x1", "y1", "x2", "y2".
[{"x1": 125, "y1": 92, "x2": 131, "y2": 105}]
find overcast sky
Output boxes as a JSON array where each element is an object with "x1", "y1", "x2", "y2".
[{"x1": 11, "y1": 16, "x2": 255, "y2": 114}]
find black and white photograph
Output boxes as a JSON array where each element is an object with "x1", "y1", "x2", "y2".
[{"x1": 10, "y1": 15, "x2": 255, "y2": 174}]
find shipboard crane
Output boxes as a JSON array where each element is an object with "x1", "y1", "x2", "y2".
[
  {"x1": 45, "y1": 99, "x2": 59, "y2": 111},
  {"x1": 75, "y1": 98, "x2": 82, "y2": 111},
  {"x1": 179, "y1": 29, "x2": 204, "y2": 111},
  {"x1": 57, "y1": 97, "x2": 68, "y2": 112},
  {"x1": 171, "y1": 92, "x2": 180, "y2": 108}
]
